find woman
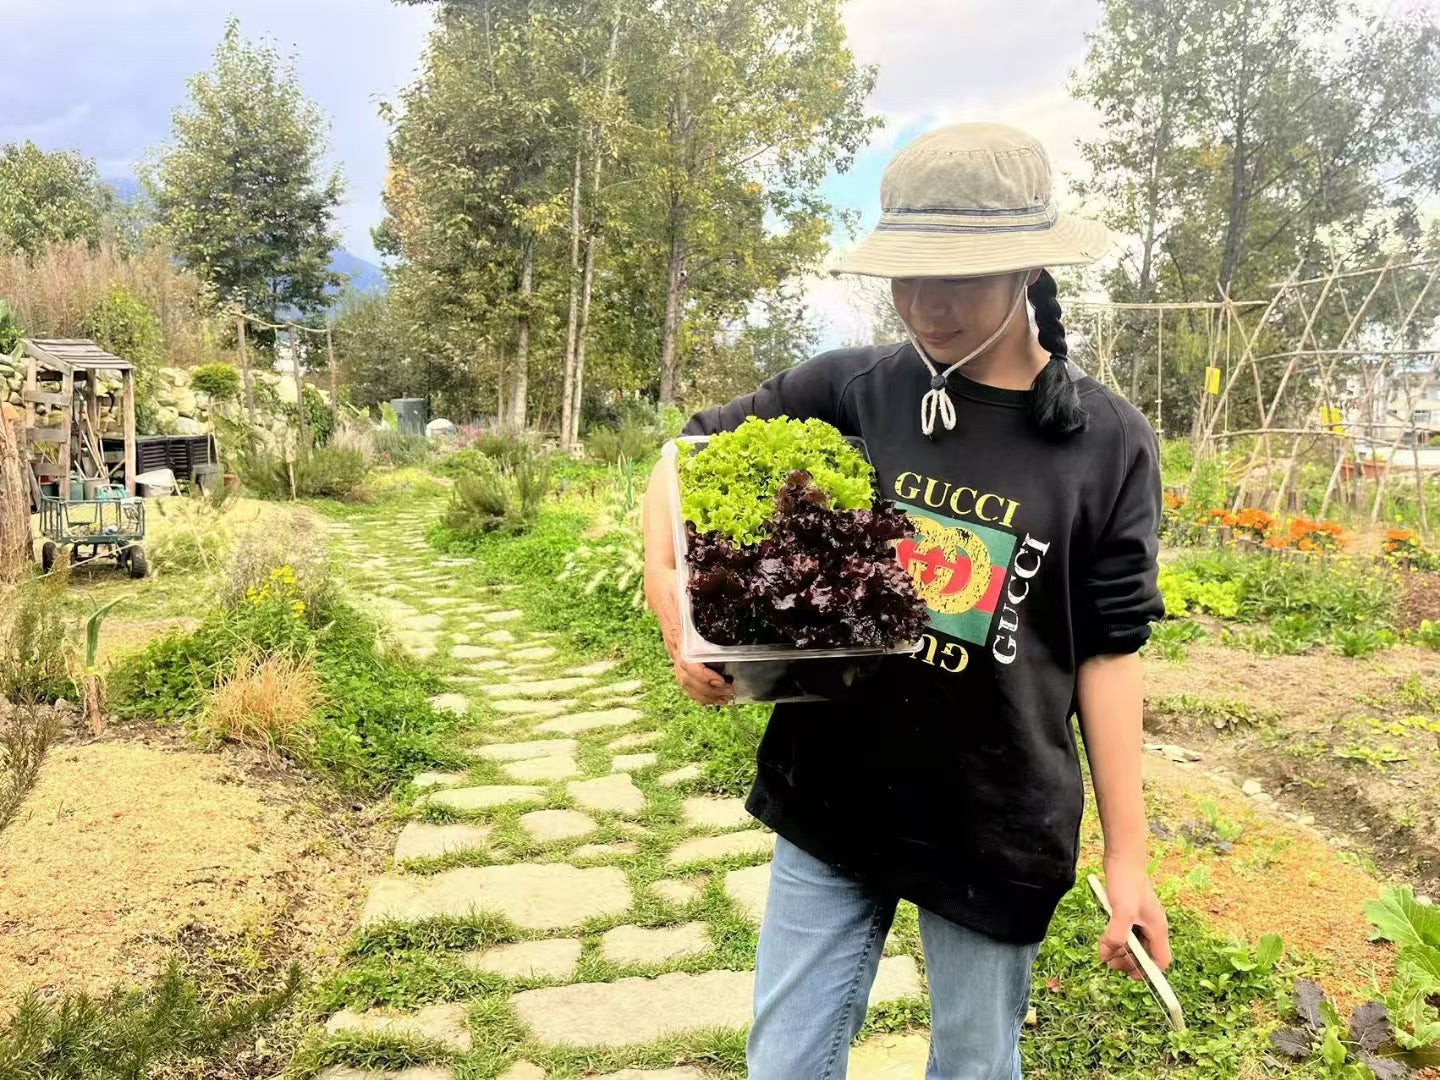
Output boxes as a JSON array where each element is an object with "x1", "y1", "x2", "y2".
[{"x1": 642, "y1": 122, "x2": 1171, "y2": 1080}]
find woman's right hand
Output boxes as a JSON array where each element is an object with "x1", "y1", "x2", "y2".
[
  {"x1": 642, "y1": 454, "x2": 733, "y2": 707},
  {"x1": 650, "y1": 568, "x2": 733, "y2": 706}
]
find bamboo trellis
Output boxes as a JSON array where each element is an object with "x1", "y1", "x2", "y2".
[{"x1": 1066, "y1": 255, "x2": 1440, "y2": 537}]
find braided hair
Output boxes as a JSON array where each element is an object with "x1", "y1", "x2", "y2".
[{"x1": 1027, "y1": 269, "x2": 1089, "y2": 440}]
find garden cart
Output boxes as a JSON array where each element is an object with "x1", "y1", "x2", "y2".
[{"x1": 17, "y1": 338, "x2": 148, "y2": 577}]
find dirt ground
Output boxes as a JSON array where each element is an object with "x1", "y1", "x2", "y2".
[
  {"x1": 1143, "y1": 644, "x2": 1440, "y2": 896},
  {"x1": 0, "y1": 721, "x2": 395, "y2": 1016}
]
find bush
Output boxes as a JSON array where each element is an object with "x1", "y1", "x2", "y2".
[
  {"x1": 197, "y1": 652, "x2": 319, "y2": 761},
  {"x1": 453, "y1": 427, "x2": 541, "y2": 469},
  {"x1": 231, "y1": 439, "x2": 368, "y2": 501},
  {"x1": 585, "y1": 414, "x2": 665, "y2": 465},
  {"x1": 190, "y1": 362, "x2": 242, "y2": 401},
  {"x1": 0, "y1": 566, "x2": 73, "y2": 703},
  {"x1": 370, "y1": 427, "x2": 430, "y2": 467},
  {"x1": 0, "y1": 298, "x2": 21, "y2": 354},
  {"x1": 220, "y1": 517, "x2": 338, "y2": 617},
  {"x1": 444, "y1": 456, "x2": 514, "y2": 536},
  {"x1": 147, "y1": 493, "x2": 236, "y2": 575},
  {"x1": 438, "y1": 442, "x2": 553, "y2": 540}
]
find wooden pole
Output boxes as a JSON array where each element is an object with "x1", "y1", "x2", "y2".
[
  {"x1": 122, "y1": 370, "x2": 136, "y2": 497},
  {"x1": 237, "y1": 313, "x2": 256, "y2": 429},
  {"x1": 58, "y1": 367, "x2": 73, "y2": 497},
  {"x1": 0, "y1": 401, "x2": 30, "y2": 582},
  {"x1": 290, "y1": 324, "x2": 306, "y2": 463}
]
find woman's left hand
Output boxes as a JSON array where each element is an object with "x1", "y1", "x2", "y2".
[{"x1": 1098, "y1": 856, "x2": 1172, "y2": 979}]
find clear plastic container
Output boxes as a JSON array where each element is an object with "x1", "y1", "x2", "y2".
[{"x1": 663, "y1": 436, "x2": 920, "y2": 704}]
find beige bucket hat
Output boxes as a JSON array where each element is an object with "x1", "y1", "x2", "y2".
[{"x1": 831, "y1": 122, "x2": 1114, "y2": 279}]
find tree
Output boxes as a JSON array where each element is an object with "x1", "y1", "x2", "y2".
[
  {"x1": 146, "y1": 19, "x2": 343, "y2": 323},
  {"x1": 0, "y1": 142, "x2": 114, "y2": 256}
]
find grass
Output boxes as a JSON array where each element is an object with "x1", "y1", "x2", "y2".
[{"x1": 195, "y1": 650, "x2": 320, "y2": 761}]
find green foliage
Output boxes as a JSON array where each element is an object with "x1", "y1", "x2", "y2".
[
  {"x1": 679, "y1": 417, "x2": 874, "y2": 545},
  {"x1": 1157, "y1": 566, "x2": 1240, "y2": 619},
  {"x1": 189, "y1": 362, "x2": 242, "y2": 401},
  {"x1": 558, "y1": 527, "x2": 646, "y2": 612},
  {"x1": 0, "y1": 957, "x2": 299, "y2": 1080},
  {"x1": 1148, "y1": 693, "x2": 1275, "y2": 732},
  {"x1": 0, "y1": 568, "x2": 73, "y2": 704},
  {"x1": 1143, "y1": 618, "x2": 1206, "y2": 661},
  {"x1": 1365, "y1": 887, "x2": 1440, "y2": 1050},
  {"x1": 82, "y1": 285, "x2": 162, "y2": 369},
  {"x1": 0, "y1": 700, "x2": 57, "y2": 835},
  {"x1": 585, "y1": 399, "x2": 686, "y2": 465},
  {"x1": 146, "y1": 18, "x2": 342, "y2": 320},
  {"x1": 0, "y1": 299, "x2": 21, "y2": 354},
  {"x1": 1334, "y1": 627, "x2": 1393, "y2": 659},
  {"x1": 0, "y1": 141, "x2": 113, "y2": 256},
  {"x1": 371, "y1": 428, "x2": 431, "y2": 467},
  {"x1": 230, "y1": 439, "x2": 368, "y2": 501},
  {"x1": 1024, "y1": 881, "x2": 1284, "y2": 1077},
  {"x1": 439, "y1": 444, "x2": 552, "y2": 540}
]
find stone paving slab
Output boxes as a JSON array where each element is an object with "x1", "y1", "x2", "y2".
[
  {"x1": 681, "y1": 796, "x2": 752, "y2": 831},
  {"x1": 474, "y1": 739, "x2": 578, "y2": 761},
  {"x1": 478, "y1": 609, "x2": 524, "y2": 623},
  {"x1": 482, "y1": 678, "x2": 594, "y2": 699},
  {"x1": 611, "y1": 752, "x2": 657, "y2": 773},
  {"x1": 479, "y1": 629, "x2": 518, "y2": 644},
  {"x1": 511, "y1": 969, "x2": 751, "y2": 1048},
  {"x1": 461, "y1": 938, "x2": 582, "y2": 980},
  {"x1": 723, "y1": 863, "x2": 770, "y2": 923},
  {"x1": 496, "y1": 1064, "x2": 545, "y2": 1080},
  {"x1": 567, "y1": 774, "x2": 645, "y2": 816},
  {"x1": 424, "y1": 785, "x2": 546, "y2": 811},
  {"x1": 535, "y1": 708, "x2": 642, "y2": 735},
  {"x1": 316, "y1": 1067, "x2": 454, "y2": 1080},
  {"x1": 362, "y1": 864, "x2": 630, "y2": 929},
  {"x1": 429, "y1": 693, "x2": 469, "y2": 715},
  {"x1": 658, "y1": 764, "x2": 702, "y2": 787},
  {"x1": 394, "y1": 822, "x2": 491, "y2": 861},
  {"x1": 598, "y1": 1070, "x2": 709, "y2": 1080},
  {"x1": 490, "y1": 699, "x2": 572, "y2": 718},
  {"x1": 519, "y1": 809, "x2": 596, "y2": 842},
  {"x1": 509, "y1": 645, "x2": 557, "y2": 662},
  {"x1": 404, "y1": 614, "x2": 445, "y2": 631},
  {"x1": 650, "y1": 878, "x2": 706, "y2": 906},
  {"x1": 608, "y1": 732, "x2": 661, "y2": 750},
  {"x1": 325, "y1": 1001, "x2": 471, "y2": 1051},
  {"x1": 575, "y1": 659, "x2": 620, "y2": 677},
  {"x1": 848, "y1": 1033, "x2": 931, "y2": 1078},
  {"x1": 667, "y1": 830, "x2": 775, "y2": 867},
  {"x1": 600, "y1": 922, "x2": 711, "y2": 965},
  {"x1": 869, "y1": 955, "x2": 924, "y2": 1006},
  {"x1": 452, "y1": 645, "x2": 502, "y2": 660},
  {"x1": 589, "y1": 678, "x2": 644, "y2": 696},
  {"x1": 412, "y1": 771, "x2": 469, "y2": 790},
  {"x1": 504, "y1": 755, "x2": 581, "y2": 782},
  {"x1": 572, "y1": 841, "x2": 638, "y2": 859}
]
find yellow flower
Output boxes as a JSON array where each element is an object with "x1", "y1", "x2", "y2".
[{"x1": 290, "y1": 600, "x2": 306, "y2": 617}]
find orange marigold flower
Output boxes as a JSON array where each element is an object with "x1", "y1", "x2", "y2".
[{"x1": 1387, "y1": 528, "x2": 1413, "y2": 542}]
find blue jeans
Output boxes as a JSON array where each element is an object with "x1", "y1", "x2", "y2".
[{"x1": 749, "y1": 837, "x2": 1041, "y2": 1080}]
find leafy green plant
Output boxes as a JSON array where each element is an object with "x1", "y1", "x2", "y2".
[
  {"x1": 1335, "y1": 627, "x2": 1393, "y2": 658},
  {"x1": 0, "y1": 700, "x2": 58, "y2": 835},
  {"x1": 1148, "y1": 693, "x2": 1273, "y2": 732},
  {"x1": 558, "y1": 526, "x2": 646, "y2": 612},
  {"x1": 680, "y1": 416, "x2": 874, "y2": 545},
  {"x1": 1366, "y1": 887, "x2": 1440, "y2": 1052},
  {"x1": 1270, "y1": 977, "x2": 1416, "y2": 1079},
  {"x1": 440, "y1": 445, "x2": 551, "y2": 539},
  {"x1": 0, "y1": 957, "x2": 300, "y2": 1080},
  {"x1": 1144, "y1": 618, "x2": 1206, "y2": 660},
  {"x1": 230, "y1": 438, "x2": 367, "y2": 501},
  {"x1": 1157, "y1": 566, "x2": 1241, "y2": 619},
  {"x1": 1411, "y1": 620, "x2": 1440, "y2": 650},
  {"x1": 0, "y1": 298, "x2": 22, "y2": 354},
  {"x1": 189, "y1": 362, "x2": 242, "y2": 401}
]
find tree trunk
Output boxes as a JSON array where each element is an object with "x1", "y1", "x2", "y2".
[
  {"x1": 659, "y1": 219, "x2": 687, "y2": 405},
  {"x1": 237, "y1": 315, "x2": 256, "y2": 430},
  {"x1": 572, "y1": 233, "x2": 599, "y2": 449},
  {"x1": 0, "y1": 402, "x2": 30, "y2": 584},
  {"x1": 559, "y1": 149, "x2": 584, "y2": 450},
  {"x1": 506, "y1": 239, "x2": 534, "y2": 431}
]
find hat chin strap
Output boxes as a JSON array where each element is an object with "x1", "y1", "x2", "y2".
[{"x1": 907, "y1": 273, "x2": 1029, "y2": 438}]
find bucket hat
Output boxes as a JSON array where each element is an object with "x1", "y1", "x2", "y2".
[{"x1": 831, "y1": 122, "x2": 1113, "y2": 279}]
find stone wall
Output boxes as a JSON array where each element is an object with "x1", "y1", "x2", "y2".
[{"x1": 0, "y1": 357, "x2": 326, "y2": 449}]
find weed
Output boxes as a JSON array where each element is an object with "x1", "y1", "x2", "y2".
[
  {"x1": 1144, "y1": 619, "x2": 1206, "y2": 661},
  {"x1": 371, "y1": 426, "x2": 431, "y2": 467},
  {"x1": 189, "y1": 362, "x2": 242, "y2": 401},
  {"x1": 0, "y1": 957, "x2": 300, "y2": 1080},
  {"x1": 196, "y1": 651, "x2": 320, "y2": 762},
  {"x1": 1333, "y1": 626, "x2": 1395, "y2": 658},
  {"x1": 0, "y1": 566, "x2": 73, "y2": 703},
  {"x1": 1147, "y1": 693, "x2": 1274, "y2": 732},
  {"x1": 147, "y1": 493, "x2": 236, "y2": 575},
  {"x1": 230, "y1": 438, "x2": 368, "y2": 501},
  {"x1": 0, "y1": 699, "x2": 59, "y2": 834},
  {"x1": 1332, "y1": 742, "x2": 1409, "y2": 768}
]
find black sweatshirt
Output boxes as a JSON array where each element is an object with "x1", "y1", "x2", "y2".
[{"x1": 682, "y1": 343, "x2": 1163, "y2": 944}]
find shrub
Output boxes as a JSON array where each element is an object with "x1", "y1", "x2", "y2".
[
  {"x1": 220, "y1": 518, "x2": 338, "y2": 618},
  {"x1": 0, "y1": 566, "x2": 73, "y2": 703},
  {"x1": 230, "y1": 439, "x2": 368, "y2": 501},
  {"x1": 444, "y1": 456, "x2": 513, "y2": 536},
  {"x1": 371, "y1": 427, "x2": 430, "y2": 466},
  {"x1": 557, "y1": 525, "x2": 645, "y2": 612},
  {"x1": 453, "y1": 427, "x2": 541, "y2": 469},
  {"x1": 196, "y1": 651, "x2": 319, "y2": 761},
  {"x1": 190, "y1": 362, "x2": 242, "y2": 401},
  {"x1": 1, "y1": 700, "x2": 59, "y2": 834},
  {"x1": 0, "y1": 298, "x2": 21, "y2": 354},
  {"x1": 147, "y1": 493, "x2": 236, "y2": 575}
]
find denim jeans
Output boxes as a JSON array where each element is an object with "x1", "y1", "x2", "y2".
[{"x1": 748, "y1": 837, "x2": 1041, "y2": 1080}]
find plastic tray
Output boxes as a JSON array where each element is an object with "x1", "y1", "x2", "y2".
[{"x1": 664, "y1": 436, "x2": 920, "y2": 703}]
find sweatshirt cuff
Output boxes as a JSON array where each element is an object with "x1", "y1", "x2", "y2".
[{"x1": 1078, "y1": 622, "x2": 1152, "y2": 662}]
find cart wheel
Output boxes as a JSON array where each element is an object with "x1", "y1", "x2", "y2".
[
  {"x1": 127, "y1": 545, "x2": 148, "y2": 580},
  {"x1": 41, "y1": 541, "x2": 58, "y2": 573}
]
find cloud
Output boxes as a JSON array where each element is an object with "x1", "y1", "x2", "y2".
[{"x1": 0, "y1": 0, "x2": 432, "y2": 262}]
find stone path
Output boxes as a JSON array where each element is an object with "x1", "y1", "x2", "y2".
[{"x1": 316, "y1": 498, "x2": 934, "y2": 1077}]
